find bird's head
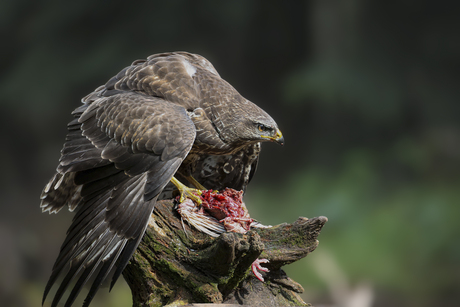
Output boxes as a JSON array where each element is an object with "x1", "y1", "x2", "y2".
[
  {"x1": 250, "y1": 121, "x2": 284, "y2": 146},
  {"x1": 214, "y1": 98, "x2": 284, "y2": 147}
]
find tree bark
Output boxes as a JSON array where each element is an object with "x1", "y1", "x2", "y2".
[{"x1": 122, "y1": 199, "x2": 327, "y2": 307}]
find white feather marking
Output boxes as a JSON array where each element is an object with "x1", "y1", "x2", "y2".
[
  {"x1": 182, "y1": 59, "x2": 197, "y2": 77},
  {"x1": 44, "y1": 174, "x2": 57, "y2": 193},
  {"x1": 68, "y1": 185, "x2": 83, "y2": 212},
  {"x1": 54, "y1": 173, "x2": 65, "y2": 190},
  {"x1": 102, "y1": 239, "x2": 123, "y2": 261}
]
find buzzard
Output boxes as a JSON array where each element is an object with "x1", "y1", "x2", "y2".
[{"x1": 40, "y1": 52, "x2": 283, "y2": 307}]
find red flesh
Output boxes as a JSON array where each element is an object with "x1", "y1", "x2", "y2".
[{"x1": 199, "y1": 188, "x2": 254, "y2": 233}]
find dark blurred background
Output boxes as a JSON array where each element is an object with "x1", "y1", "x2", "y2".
[{"x1": 1, "y1": 1, "x2": 459, "y2": 306}]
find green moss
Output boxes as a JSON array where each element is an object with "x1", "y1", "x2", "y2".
[{"x1": 145, "y1": 296, "x2": 164, "y2": 307}]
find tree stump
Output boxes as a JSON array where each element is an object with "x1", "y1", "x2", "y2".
[{"x1": 122, "y1": 199, "x2": 327, "y2": 307}]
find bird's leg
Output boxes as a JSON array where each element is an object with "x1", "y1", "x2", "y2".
[
  {"x1": 185, "y1": 176, "x2": 207, "y2": 190},
  {"x1": 170, "y1": 177, "x2": 203, "y2": 204}
]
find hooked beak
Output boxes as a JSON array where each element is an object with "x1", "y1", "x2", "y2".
[
  {"x1": 262, "y1": 128, "x2": 284, "y2": 146},
  {"x1": 273, "y1": 129, "x2": 284, "y2": 146}
]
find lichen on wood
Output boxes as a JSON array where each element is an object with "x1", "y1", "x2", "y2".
[{"x1": 122, "y1": 199, "x2": 327, "y2": 307}]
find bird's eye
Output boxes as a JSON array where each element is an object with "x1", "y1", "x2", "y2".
[{"x1": 258, "y1": 124, "x2": 266, "y2": 132}]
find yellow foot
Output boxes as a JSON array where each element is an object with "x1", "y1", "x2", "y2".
[{"x1": 171, "y1": 177, "x2": 203, "y2": 204}]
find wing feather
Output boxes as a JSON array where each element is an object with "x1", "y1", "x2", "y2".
[
  {"x1": 42, "y1": 89, "x2": 196, "y2": 306},
  {"x1": 40, "y1": 172, "x2": 81, "y2": 214}
]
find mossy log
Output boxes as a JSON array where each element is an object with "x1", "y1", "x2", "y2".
[{"x1": 122, "y1": 199, "x2": 327, "y2": 307}]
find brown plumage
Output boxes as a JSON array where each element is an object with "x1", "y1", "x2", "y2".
[{"x1": 40, "y1": 52, "x2": 283, "y2": 307}]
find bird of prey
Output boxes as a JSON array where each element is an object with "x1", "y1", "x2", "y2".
[{"x1": 40, "y1": 52, "x2": 284, "y2": 307}]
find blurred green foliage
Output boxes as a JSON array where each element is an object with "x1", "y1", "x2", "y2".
[
  {"x1": 250, "y1": 147, "x2": 460, "y2": 306},
  {"x1": 1, "y1": 1, "x2": 459, "y2": 307}
]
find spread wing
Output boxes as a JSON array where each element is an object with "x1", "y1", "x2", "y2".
[{"x1": 41, "y1": 90, "x2": 196, "y2": 307}]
